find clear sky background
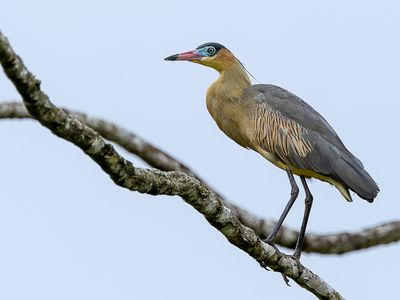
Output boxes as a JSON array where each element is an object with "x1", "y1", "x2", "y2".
[{"x1": 0, "y1": 1, "x2": 399, "y2": 299}]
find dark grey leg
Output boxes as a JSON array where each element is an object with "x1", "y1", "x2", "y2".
[
  {"x1": 264, "y1": 170, "x2": 299, "y2": 244},
  {"x1": 293, "y1": 176, "x2": 314, "y2": 259}
]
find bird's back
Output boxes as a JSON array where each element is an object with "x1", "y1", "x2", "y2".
[{"x1": 245, "y1": 84, "x2": 379, "y2": 201}]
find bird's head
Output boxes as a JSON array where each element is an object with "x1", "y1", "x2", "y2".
[{"x1": 164, "y1": 42, "x2": 236, "y2": 72}]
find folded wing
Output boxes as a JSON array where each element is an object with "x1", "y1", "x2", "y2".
[{"x1": 246, "y1": 84, "x2": 379, "y2": 201}]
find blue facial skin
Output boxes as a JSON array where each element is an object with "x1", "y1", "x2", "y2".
[{"x1": 196, "y1": 46, "x2": 216, "y2": 58}]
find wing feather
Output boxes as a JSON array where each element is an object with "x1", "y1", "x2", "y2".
[
  {"x1": 245, "y1": 84, "x2": 379, "y2": 201},
  {"x1": 249, "y1": 84, "x2": 350, "y2": 151},
  {"x1": 247, "y1": 84, "x2": 340, "y2": 174}
]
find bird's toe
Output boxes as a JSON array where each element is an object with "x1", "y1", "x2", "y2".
[
  {"x1": 263, "y1": 239, "x2": 282, "y2": 255},
  {"x1": 289, "y1": 254, "x2": 304, "y2": 276}
]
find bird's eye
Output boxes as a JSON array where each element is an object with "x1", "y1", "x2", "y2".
[{"x1": 207, "y1": 46, "x2": 216, "y2": 56}]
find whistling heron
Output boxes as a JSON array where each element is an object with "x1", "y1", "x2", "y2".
[{"x1": 165, "y1": 42, "x2": 379, "y2": 259}]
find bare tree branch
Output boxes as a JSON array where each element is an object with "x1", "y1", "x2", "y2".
[
  {"x1": 1, "y1": 101, "x2": 399, "y2": 255},
  {"x1": 0, "y1": 31, "x2": 345, "y2": 299}
]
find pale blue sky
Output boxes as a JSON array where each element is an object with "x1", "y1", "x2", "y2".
[{"x1": 0, "y1": 1, "x2": 399, "y2": 299}]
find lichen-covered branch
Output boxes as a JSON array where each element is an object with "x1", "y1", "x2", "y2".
[
  {"x1": 1, "y1": 101, "x2": 399, "y2": 255},
  {"x1": 0, "y1": 31, "x2": 344, "y2": 299}
]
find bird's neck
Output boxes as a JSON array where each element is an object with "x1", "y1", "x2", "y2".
[
  {"x1": 207, "y1": 60, "x2": 252, "y2": 101},
  {"x1": 205, "y1": 60, "x2": 253, "y2": 148}
]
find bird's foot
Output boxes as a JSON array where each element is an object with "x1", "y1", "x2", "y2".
[
  {"x1": 258, "y1": 239, "x2": 281, "y2": 270},
  {"x1": 263, "y1": 239, "x2": 281, "y2": 254},
  {"x1": 290, "y1": 253, "x2": 304, "y2": 276},
  {"x1": 260, "y1": 239, "x2": 291, "y2": 286}
]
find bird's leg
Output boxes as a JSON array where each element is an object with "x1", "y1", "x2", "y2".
[
  {"x1": 264, "y1": 170, "x2": 299, "y2": 251},
  {"x1": 293, "y1": 176, "x2": 314, "y2": 260}
]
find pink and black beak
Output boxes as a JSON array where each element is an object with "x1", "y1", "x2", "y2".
[{"x1": 164, "y1": 49, "x2": 203, "y2": 62}]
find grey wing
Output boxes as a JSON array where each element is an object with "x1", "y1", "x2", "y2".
[
  {"x1": 248, "y1": 84, "x2": 365, "y2": 166},
  {"x1": 248, "y1": 91, "x2": 336, "y2": 174},
  {"x1": 246, "y1": 84, "x2": 379, "y2": 200},
  {"x1": 250, "y1": 84, "x2": 349, "y2": 152}
]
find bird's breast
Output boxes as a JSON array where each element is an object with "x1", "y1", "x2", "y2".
[{"x1": 206, "y1": 94, "x2": 255, "y2": 149}]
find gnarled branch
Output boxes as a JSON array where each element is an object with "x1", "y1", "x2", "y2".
[
  {"x1": 1, "y1": 101, "x2": 399, "y2": 255},
  {"x1": 0, "y1": 31, "x2": 344, "y2": 299}
]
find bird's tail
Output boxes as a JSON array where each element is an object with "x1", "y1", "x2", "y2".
[{"x1": 331, "y1": 151, "x2": 379, "y2": 202}]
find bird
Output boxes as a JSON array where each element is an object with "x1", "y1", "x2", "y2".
[{"x1": 165, "y1": 42, "x2": 379, "y2": 260}]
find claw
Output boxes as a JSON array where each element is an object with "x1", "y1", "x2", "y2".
[
  {"x1": 258, "y1": 261, "x2": 271, "y2": 271},
  {"x1": 281, "y1": 273, "x2": 291, "y2": 286}
]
